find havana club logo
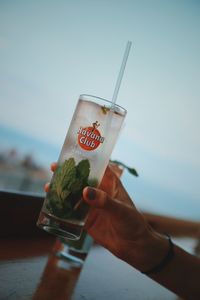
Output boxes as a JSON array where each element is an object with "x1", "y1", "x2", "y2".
[{"x1": 77, "y1": 121, "x2": 105, "y2": 151}]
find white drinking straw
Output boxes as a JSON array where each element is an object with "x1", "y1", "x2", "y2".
[{"x1": 112, "y1": 41, "x2": 132, "y2": 105}]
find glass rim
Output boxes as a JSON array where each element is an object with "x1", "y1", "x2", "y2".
[{"x1": 79, "y1": 94, "x2": 127, "y2": 114}]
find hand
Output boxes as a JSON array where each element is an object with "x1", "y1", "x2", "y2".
[
  {"x1": 45, "y1": 162, "x2": 168, "y2": 272},
  {"x1": 83, "y1": 184, "x2": 169, "y2": 272}
]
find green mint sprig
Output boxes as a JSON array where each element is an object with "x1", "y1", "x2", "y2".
[
  {"x1": 47, "y1": 158, "x2": 92, "y2": 219},
  {"x1": 110, "y1": 160, "x2": 139, "y2": 177}
]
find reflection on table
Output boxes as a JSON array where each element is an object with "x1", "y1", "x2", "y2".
[{"x1": 33, "y1": 240, "x2": 84, "y2": 300}]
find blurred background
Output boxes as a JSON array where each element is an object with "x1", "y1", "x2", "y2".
[{"x1": 0, "y1": 0, "x2": 200, "y2": 220}]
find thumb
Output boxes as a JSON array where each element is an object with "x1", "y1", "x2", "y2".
[{"x1": 83, "y1": 186, "x2": 129, "y2": 216}]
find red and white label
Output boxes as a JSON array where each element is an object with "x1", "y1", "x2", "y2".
[{"x1": 77, "y1": 121, "x2": 104, "y2": 151}]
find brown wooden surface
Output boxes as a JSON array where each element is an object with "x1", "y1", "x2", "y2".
[
  {"x1": 0, "y1": 236, "x2": 82, "y2": 300},
  {"x1": 0, "y1": 235, "x2": 181, "y2": 300},
  {"x1": 1, "y1": 190, "x2": 196, "y2": 299}
]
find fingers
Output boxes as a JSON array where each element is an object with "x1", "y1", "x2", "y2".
[
  {"x1": 51, "y1": 162, "x2": 57, "y2": 172},
  {"x1": 109, "y1": 163, "x2": 124, "y2": 178},
  {"x1": 83, "y1": 187, "x2": 107, "y2": 208},
  {"x1": 83, "y1": 187, "x2": 131, "y2": 217},
  {"x1": 44, "y1": 162, "x2": 57, "y2": 192},
  {"x1": 99, "y1": 165, "x2": 118, "y2": 196},
  {"x1": 44, "y1": 183, "x2": 49, "y2": 193}
]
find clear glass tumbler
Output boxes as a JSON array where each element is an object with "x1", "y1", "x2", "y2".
[{"x1": 37, "y1": 95, "x2": 126, "y2": 240}]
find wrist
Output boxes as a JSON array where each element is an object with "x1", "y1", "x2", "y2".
[{"x1": 125, "y1": 228, "x2": 170, "y2": 272}]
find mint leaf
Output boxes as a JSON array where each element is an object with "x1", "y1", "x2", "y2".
[
  {"x1": 52, "y1": 158, "x2": 76, "y2": 197},
  {"x1": 76, "y1": 159, "x2": 90, "y2": 181},
  {"x1": 60, "y1": 189, "x2": 71, "y2": 201},
  {"x1": 127, "y1": 167, "x2": 138, "y2": 177},
  {"x1": 47, "y1": 157, "x2": 91, "y2": 220},
  {"x1": 47, "y1": 189, "x2": 73, "y2": 219},
  {"x1": 60, "y1": 158, "x2": 76, "y2": 189},
  {"x1": 47, "y1": 190, "x2": 63, "y2": 212},
  {"x1": 68, "y1": 178, "x2": 83, "y2": 193}
]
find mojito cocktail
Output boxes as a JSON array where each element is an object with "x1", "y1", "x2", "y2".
[{"x1": 37, "y1": 94, "x2": 126, "y2": 240}]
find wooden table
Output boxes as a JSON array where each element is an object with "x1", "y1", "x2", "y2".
[
  {"x1": 0, "y1": 235, "x2": 180, "y2": 300},
  {"x1": 0, "y1": 190, "x2": 186, "y2": 300}
]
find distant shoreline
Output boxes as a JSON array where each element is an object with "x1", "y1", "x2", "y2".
[{"x1": 0, "y1": 123, "x2": 59, "y2": 167}]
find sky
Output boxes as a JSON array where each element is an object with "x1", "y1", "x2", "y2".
[{"x1": 0, "y1": 0, "x2": 200, "y2": 219}]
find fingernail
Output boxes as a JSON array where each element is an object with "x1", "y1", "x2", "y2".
[{"x1": 87, "y1": 187, "x2": 96, "y2": 200}]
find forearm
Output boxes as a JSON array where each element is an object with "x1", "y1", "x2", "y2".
[
  {"x1": 150, "y1": 243, "x2": 200, "y2": 300},
  {"x1": 82, "y1": 182, "x2": 200, "y2": 299},
  {"x1": 125, "y1": 231, "x2": 200, "y2": 299}
]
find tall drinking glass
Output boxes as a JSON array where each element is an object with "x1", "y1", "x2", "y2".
[{"x1": 37, "y1": 95, "x2": 126, "y2": 240}]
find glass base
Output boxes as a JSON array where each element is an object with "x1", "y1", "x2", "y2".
[
  {"x1": 37, "y1": 211, "x2": 83, "y2": 240},
  {"x1": 61, "y1": 231, "x2": 94, "y2": 254},
  {"x1": 57, "y1": 249, "x2": 86, "y2": 266}
]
